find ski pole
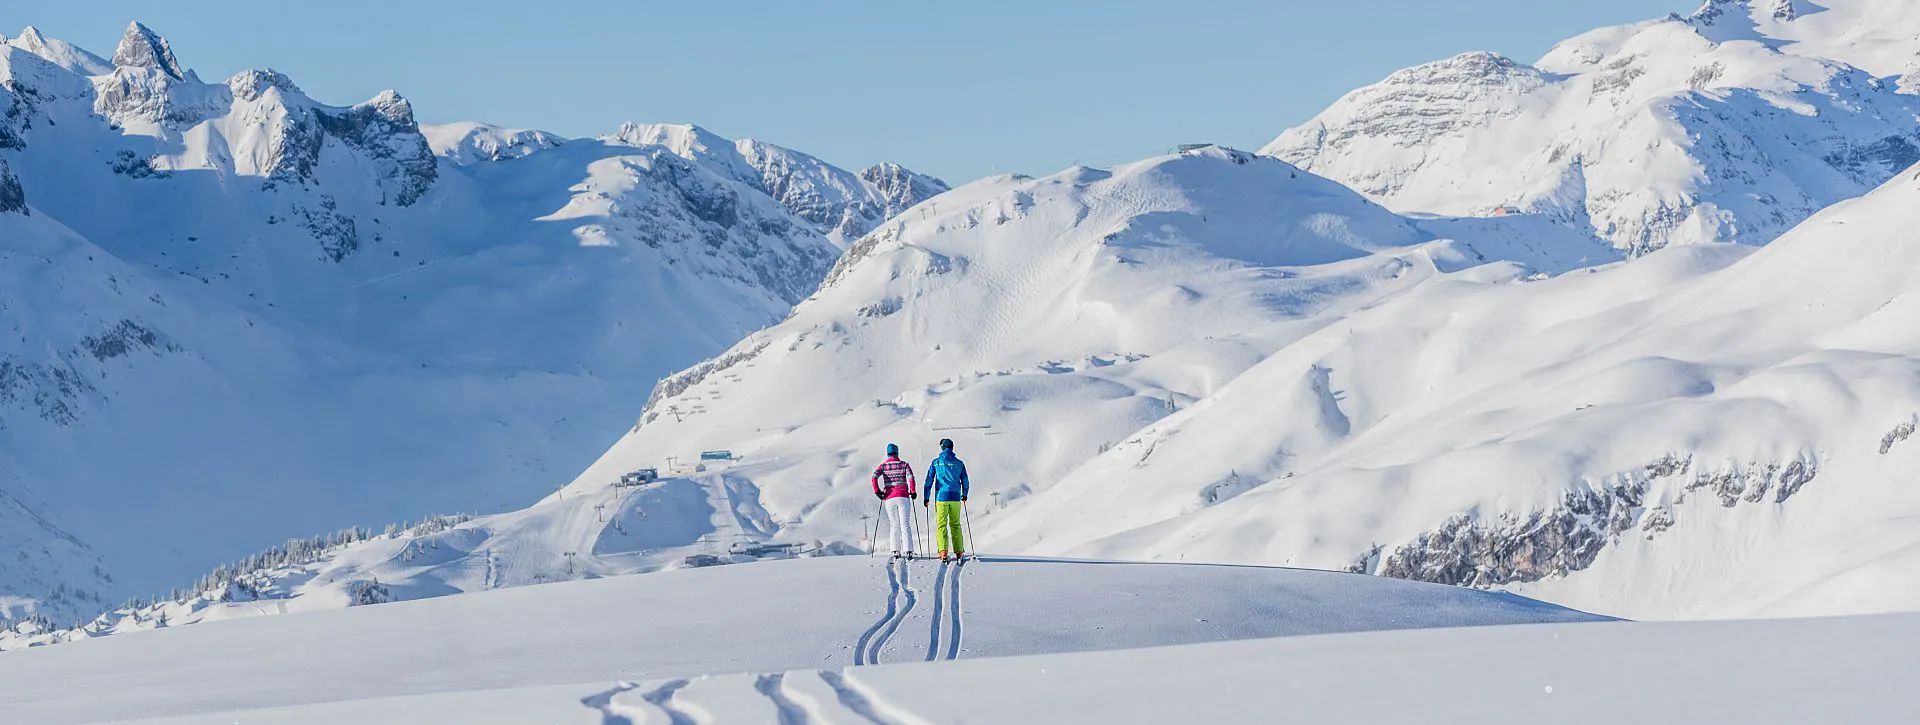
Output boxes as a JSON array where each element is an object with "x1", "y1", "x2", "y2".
[{"x1": 963, "y1": 501, "x2": 976, "y2": 559}]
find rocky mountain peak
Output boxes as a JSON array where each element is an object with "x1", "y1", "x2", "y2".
[
  {"x1": 226, "y1": 68, "x2": 302, "y2": 103},
  {"x1": 1678, "y1": 0, "x2": 1785, "y2": 35},
  {"x1": 1382, "y1": 51, "x2": 1544, "y2": 88},
  {"x1": 309, "y1": 90, "x2": 437, "y2": 207},
  {"x1": 858, "y1": 162, "x2": 948, "y2": 214},
  {"x1": 358, "y1": 89, "x2": 416, "y2": 124},
  {"x1": 111, "y1": 21, "x2": 184, "y2": 79},
  {"x1": 13, "y1": 25, "x2": 46, "y2": 50}
]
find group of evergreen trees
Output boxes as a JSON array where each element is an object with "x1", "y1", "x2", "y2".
[{"x1": 4, "y1": 513, "x2": 475, "y2": 646}]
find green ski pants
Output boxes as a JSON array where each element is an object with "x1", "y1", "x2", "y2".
[{"x1": 933, "y1": 501, "x2": 965, "y2": 553}]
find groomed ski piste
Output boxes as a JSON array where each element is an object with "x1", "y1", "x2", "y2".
[{"x1": 2, "y1": 553, "x2": 1916, "y2": 723}]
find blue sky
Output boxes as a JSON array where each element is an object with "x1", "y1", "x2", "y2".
[{"x1": 4, "y1": 1, "x2": 1686, "y2": 183}]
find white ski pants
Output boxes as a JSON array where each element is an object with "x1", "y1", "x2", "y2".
[{"x1": 885, "y1": 497, "x2": 916, "y2": 553}]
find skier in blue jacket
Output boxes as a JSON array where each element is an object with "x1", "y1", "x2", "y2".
[{"x1": 924, "y1": 438, "x2": 970, "y2": 561}]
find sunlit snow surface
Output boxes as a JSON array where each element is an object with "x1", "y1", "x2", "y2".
[{"x1": 0, "y1": 555, "x2": 1605, "y2": 722}]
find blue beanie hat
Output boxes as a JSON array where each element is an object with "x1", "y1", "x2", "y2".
[{"x1": 886, "y1": 442, "x2": 899, "y2": 456}]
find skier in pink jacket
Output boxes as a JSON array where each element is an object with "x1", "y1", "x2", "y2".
[{"x1": 871, "y1": 443, "x2": 918, "y2": 558}]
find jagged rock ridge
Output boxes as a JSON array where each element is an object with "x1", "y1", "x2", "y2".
[{"x1": 109, "y1": 22, "x2": 184, "y2": 79}]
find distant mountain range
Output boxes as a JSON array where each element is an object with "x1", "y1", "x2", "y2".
[
  {"x1": 0, "y1": 21, "x2": 943, "y2": 625},
  {"x1": 7, "y1": 0, "x2": 1920, "y2": 641}
]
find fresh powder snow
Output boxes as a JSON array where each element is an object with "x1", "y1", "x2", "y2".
[{"x1": 4, "y1": 3, "x2": 1920, "y2": 721}]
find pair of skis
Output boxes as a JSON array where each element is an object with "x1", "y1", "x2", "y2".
[
  {"x1": 870, "y1": 496, "x2": 978, "y2": 562},
  {"x1": 884, "y1": 552, "x2": 975, "y2": 563}
]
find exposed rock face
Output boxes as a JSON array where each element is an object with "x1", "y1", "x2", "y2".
[
  {"x1": 109, "y1": 22, "x2": 184, "y2": 79},
  {"x1": 605, "y1": 125, "x2": 947, "y2": 244},
  {"x1": 222, "y1": 72, "x2": 437, "y2": 211},
  {"x1": 738, "y1": 143, "x2": 948, "y2": 242},
  {"x1": 1680, "y1": 0, "x2": 1799, "y2": 26},
  {"x1": 226, "y1": 67, "x2": 299, "y2": 102},
  {"x1": 859, "y1": 162, "x2": 949, "y2": 220},
  {"x1": 82, "y1": 30, "x2": 437, "y2": 213},
  {"x1": 1882, "y1": 417, "x2": 1918, "y2": 455},
  {"x1": 0, "y1": 318, "x2": 175, "y2": 429},
  {"x1": 92, "y1": 65, "x2": 224, "y2": 127},
  {"x1": 602, "y1": 147, "x2": 834, "y2": 303},
  {"x1": 312, "y1": 91, "x2": 437, "y2": 207},
  {"x1": 1376, "y1": 453, "x2": 1821, "y2": 587},
  {"x1": 0, "y1": 157, "x2": 24, "y2": 214}
]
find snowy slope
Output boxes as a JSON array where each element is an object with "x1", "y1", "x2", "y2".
[
  {"x1": 1712, "y1": 0, "x2": 1920, "y2": 89},
  {"x1": 591, "y1": 613, "x2": 1914, "y2": 725},
  {"x1": 420, "y1": 121, "x2": 565, "y2": 165},
  {"x1": 1264, "y1": 0, "x2": 1920, "y2": 254},
  {"x1": 1, "y1": 26, "x2": 112, "y2": 76},
  {"x1": 0, "y1": 555, "x2": 1603, "y2": 722},
  {"x1": 986, "y1": 164, "x2": 1920, "y2": 620},
  {"x1": 2, "y1": 554, "x2": 1914, "y2": 724},
  {"x1": 0, "y1": 146, "x2": 1619, "y2": 641},
  {"x1": 554, "y1": 147, "x2": 1613, "y2": 568},
  {"x1": 0, "y1": 22, "x2": 944, "y2": 626}
]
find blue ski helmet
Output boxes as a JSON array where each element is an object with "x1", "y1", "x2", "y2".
[
  {"x1": 939, "y1": 438, "x2": 954, "y2": 450},
  {"x1": 886, "y1": 442, "x2": 899, "y2": 456}
]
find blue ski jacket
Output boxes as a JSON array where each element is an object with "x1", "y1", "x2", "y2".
[{"x1": 927, "y1": 451, "x2": 970, "y2": 502}]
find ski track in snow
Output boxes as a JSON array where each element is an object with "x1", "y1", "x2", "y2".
[
  {"x1": 816, "y1": 670, "x2": 894, "y2": 725},
  {"x1": 923, "y1": 561, "x2": 947, "y2": 661},
  {"x1": 640, "y1": 678, "x2": 696, "y2": 725},
  {"x1": 852, "y1": 560, "x2": 902, "y2": 666},
  {"x1": 868, "y1": 560, "x2": 918, "y2": 664},
  {"x1": 753, "y1": 673, "x2": 811, "y2": 725},
  {"x1": 580, "y1": 681, "x2": 640, "y2": 725},
  {"x1": 946, "y1": 560, "x2": 965, "y2": 661}
]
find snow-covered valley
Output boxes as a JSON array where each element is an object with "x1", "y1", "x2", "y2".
[
  {"x1": 0, "y1": 22, "x2": 944, "y2": 622},
  {"x1": 5, "y1": 1, "x2": 1920, "y2": 720}
]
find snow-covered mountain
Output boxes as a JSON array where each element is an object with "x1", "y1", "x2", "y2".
[
  {"x1": 986, "y1": 165, "x2": 1920, "y2": 619},
  {"x1": 11, "y1": 7, "x2": 1920, "y2": 720},
  {"x1": 420, "y1": 121, "x2": 566, "y2": 165},
  {"x1": 1264, "y1": 0, "x2": 1920, "y2": 255},
  {"x1": 567, "y1": 146, "x2": 1610, "y2": 550},
  {"x1": 30, "y1": 144, "x2": 1622, "y2": 640},
  {"x1": 184, "y1": 151, "x2": 1920, "y2": 628},
  {"x1": 14, "y1": 1, "x2": 1920, "y2": 646},
  {"x1": 605, "y1": 121, "x2": 950, "y2": 246},
  {"x1": 0, "y1": 22, "x2": 944, "y2": 627}
]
